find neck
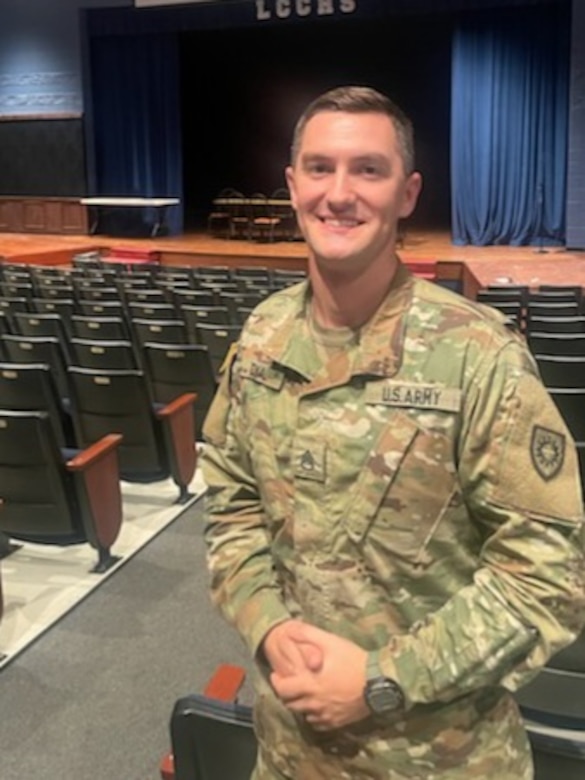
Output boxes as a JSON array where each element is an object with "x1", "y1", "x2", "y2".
[{"x1": 309, "y1": 254, "x2": 399, "y2": 329}]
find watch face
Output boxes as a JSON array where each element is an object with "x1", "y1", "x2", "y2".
[{"x1": 365, "y1": 677, "x2": 404, "y2": 715}]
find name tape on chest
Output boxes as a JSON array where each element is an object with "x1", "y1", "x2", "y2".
[
  {"x1": 366, "y1": 381, "x2": 462, "y2": 412},
  {"x1": 241, "y1": 360, "x2": 285, "y2": 391}
]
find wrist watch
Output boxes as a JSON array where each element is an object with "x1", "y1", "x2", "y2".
[{"x1": 363, "y1": 652, "x2": 405, "y2": 716}]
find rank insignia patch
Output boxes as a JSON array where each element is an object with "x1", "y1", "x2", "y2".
[
  {"x1": 294, "y1": 442, "x2": 326, "y2": 483},
  {"x1": 530, "y1": 425, "x2": 566, "y2": 481}
]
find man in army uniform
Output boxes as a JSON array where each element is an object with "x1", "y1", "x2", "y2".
[{"x1": 201, "y1": 86, "x2": 585, "y2": 778}]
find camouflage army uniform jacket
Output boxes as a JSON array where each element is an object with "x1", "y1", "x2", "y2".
[{"x1": 202, "y1": 263, "x2": 585, "y2": 780}]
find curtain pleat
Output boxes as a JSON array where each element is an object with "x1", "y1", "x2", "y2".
[
  {"x1": 451, "y1": 6, "x2": 569, "y2": 246},
  {"x1": 89, "y1": 33, "x2": 183, "y2": 235}
]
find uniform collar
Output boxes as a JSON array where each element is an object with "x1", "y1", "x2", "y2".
[{"x1": 262, "y1": 260, "x2": 414, "y2": 382}]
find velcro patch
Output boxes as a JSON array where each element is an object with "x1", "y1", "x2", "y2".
[
  {"x1": 365, "y1": 381, "x2": 461, "y2": 413},
  {"x1": 241, "y1": 360, "x2": 284, "y2": 391},
  {"x1": 530, "y1": 425, "x2": 566, "y2": 481},
  {"x1": 294, "y1": 441, "x2": 326, "y2": 483}
]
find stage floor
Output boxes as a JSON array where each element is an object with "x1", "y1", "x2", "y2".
[{"x1": 0, "y1": 229, "x2": 584, "y2": 295}]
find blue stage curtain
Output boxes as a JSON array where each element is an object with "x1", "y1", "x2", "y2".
[
  {"x1": 451, "y1": 5, "x2": 569, "y2": 247},
  {"x1": 89, "y1": 33, "x2": 183, "y2": 235}
]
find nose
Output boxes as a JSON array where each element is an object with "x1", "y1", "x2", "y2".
[{"x1": 326, "y1": 169, "x2": 356, "y2": 210}]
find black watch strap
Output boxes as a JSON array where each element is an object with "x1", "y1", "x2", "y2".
[{"x1": 364, "y1": 651, "x2": 405, "y2": 716}]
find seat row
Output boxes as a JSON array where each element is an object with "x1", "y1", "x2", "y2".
[
  {"x1": 476, "y1": 285, "x2": 585, "y2": 334},
  {"x1": 0, "y1": 289, "x2": 265, "y2": 329},
  {"x1": 1, "y1": 297, "x2": 242, "y2": 351},
  {"x1": 0, "y1": 323, "x2": 218, "y2": 441},
  {"x1": 0, "y1": 362, "x2": 198, "y2": 572},
  {"x1": 477, "y1": 283, "x2": 583, "y2": 306},
  {"x1": 0, "y1": 274, "x2": 279, "y2": 304},
  {"x1": 0, "y1": 260, "x2": 306, "y2": 315},
  {"x1": 0, "y1": 260, "x2": 304, "y2": 338},
  {"x1": 0, "y1": 265, "x2": 213, "y2": 583},
  {"x1": 0, "y1": 263, "x2": 306, "y2": 293},
  {"x1": 0, "y1": 265, "x2": 264, "y2": 443}
]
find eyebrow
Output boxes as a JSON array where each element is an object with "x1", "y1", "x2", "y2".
[
  {"x1": 302, "y1": 154, "x2": 392, "y2": 178},
  {"x1": 300, "y1": 153, "x2": 331, "y2": 165},
  {"x1": 300, "y1": 152, "x2": 391, "y2": 167},
  {"x1": 354, "y1": 154, "x2": 391, "y2": 169}
]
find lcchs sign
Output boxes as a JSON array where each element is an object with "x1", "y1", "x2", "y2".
[
  {"x1": 135, "y1": 0, "x2": 358, "y2": 18},
  {"x1": 255, "y1": 0, "x2": 357, "y2": 20}
]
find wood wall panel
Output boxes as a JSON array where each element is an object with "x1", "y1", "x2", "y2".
[
  {"x1": 0, "y1": 198, "x2": 88, "y2": 235},
  {"x1": 62, "y1": 202, "x2": 88, "y2": 234},
  {"x1": 45, "y1": 201, "x2": 64, "y2": 233},
  {"x1": 0, "y1": 201, "x2": 24, "y2": 232},
  {"x1": 23, "y1": 201, "x2": 46, "y2": 232}
]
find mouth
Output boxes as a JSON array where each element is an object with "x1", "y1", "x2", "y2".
[{"x1": 317, "y1": 216, "x2": 364, "y2": 231}]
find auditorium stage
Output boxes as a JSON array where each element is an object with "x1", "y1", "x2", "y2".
[{"x1": 0, "y1": 229, "x2": 584, "y2": 296}]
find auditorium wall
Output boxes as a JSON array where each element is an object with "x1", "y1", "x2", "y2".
[{"x1": 0, "y1": 0, "x2": 131, "y2": 202}]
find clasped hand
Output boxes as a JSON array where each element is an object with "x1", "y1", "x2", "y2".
[{"x1": 262, "y1": 620, "x2": 370, "y2": 730}]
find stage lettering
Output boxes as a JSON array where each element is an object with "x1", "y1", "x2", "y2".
[{"x1": 255, "y1": 0, "x2": 357, "y2": 22}]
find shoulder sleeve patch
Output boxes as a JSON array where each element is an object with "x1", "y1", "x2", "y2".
[
  {"x1": 490, "y1": 374, "x2": 582, "y2": 523},
  {"x1": 530, "y1": 425, "x2": 566, "y2": 482}
]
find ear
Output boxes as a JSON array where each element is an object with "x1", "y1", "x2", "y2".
[
  {"x1": 399, "y1": 171, "x2": 423, "y2": 219},
  {"x1": 285, "y1": 165, "x2": 298, "y2": 210}
]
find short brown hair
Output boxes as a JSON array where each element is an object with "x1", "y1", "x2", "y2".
[{"x1": 290, "y1": 85, "x2": 415, "y2": 174}]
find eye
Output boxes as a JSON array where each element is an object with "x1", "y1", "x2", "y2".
[
  {"x1": 303, "y1": 159, "x2": 332, "y2": 177},
  {"x1": 359, "y1": 163, "x2": 381, "y2": 178},
  {"x1": 353, "y1": 157, "x2": 389, "y2": 178}
]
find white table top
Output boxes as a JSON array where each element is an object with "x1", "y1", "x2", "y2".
[
  {"x1": 81, "y1": 197, "x2": 179, "y2": 207},
  {"x1": 213, "y1": 198, "x2": 291, "y2": 206}
]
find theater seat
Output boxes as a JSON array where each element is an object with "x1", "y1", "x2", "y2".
[
  {"x1": 1, "y1": 333, "x2": 72, "y2": 404},
  {"x1": 161, "y1": 664, "x2": 256, "y2": 780},
  {"x1": 10, "y1": 311, "x2": 72, "y2": 364},
  {"x1": 0, "y1": 361, "x2": 75, "y2": 447},
  {"x1": 0, "y1": 410, "x2": 122, "y2": 573},
  {"x1": 141, "y1": 342, "x2": 217, "y2": 442},
  {"x1": 67, "y1": 367, "x2": 197, "y2": 503},
  {"x1": 515, "y1": 627, "x2": 585, "y2": 778},
  {"x1": 526, "y1": 720, "x2": 585, "y2": 780},
  {"x1": 69, "y1": 338, "x2": 141, "y2": 371}
]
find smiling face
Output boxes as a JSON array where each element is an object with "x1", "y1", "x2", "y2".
[{"x1": 286, "y1": 110, "x2": 422, "y2": 279}]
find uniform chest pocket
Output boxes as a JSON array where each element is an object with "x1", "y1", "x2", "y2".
[{"x1": 342, "y1": 410, "x2": 458, "y2": 567}]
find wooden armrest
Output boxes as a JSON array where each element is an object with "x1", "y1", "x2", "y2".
[
  {"x1": 203, "y1": 664, "x2": 247, "y2": 702},
  {"x1": 155, "y1": 393, "x2": 197, "y2": 495},
  {"x1": 65, "y1": 433, "x2": 123, "y2": 472},
  {"x1": 65, "y1": 433, "x2": 123, "y2": 552},
  {"x1": 155, "y1": 392, "x2": 197, "y2": 420},
  {"x1": 159, "y1": 752, "x2": 174, "y2": 780}
]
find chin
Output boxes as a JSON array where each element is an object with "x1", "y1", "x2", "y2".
[
  {"x1": 311, "y1": 236, "x2": 363, "y2": 261},
  {"x1": 312, "y1": 244, "x2": 354, "y2": 263},
  {"x1": 312, "y1": 250, "x2": 370, "y2": 276}
]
